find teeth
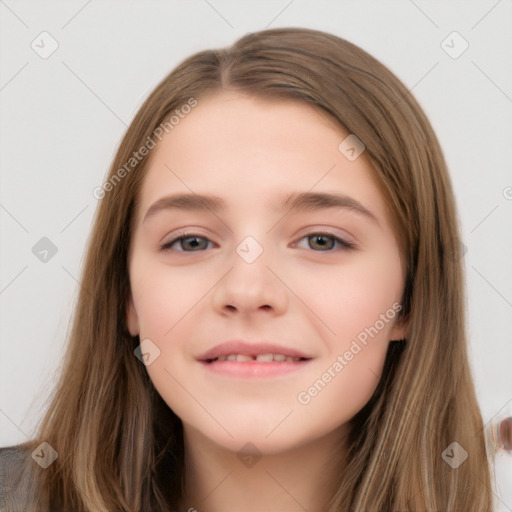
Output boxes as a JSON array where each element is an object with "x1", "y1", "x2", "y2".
[
  {"x1": 256, "y1": 353, "x2": 274, "y2": 363},
  {"x1": 235, "y1": 354, "x2": 254, "y2": 362},
  {"x1": 213, "y1": 354, "x2": 303, "y2": 363}
]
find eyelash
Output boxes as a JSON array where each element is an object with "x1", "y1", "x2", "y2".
[{"x1": 160, "y1": 231, "x2": 354, "y2": 252}]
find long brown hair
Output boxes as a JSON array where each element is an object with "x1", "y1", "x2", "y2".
[{"x1": 17, "y1": 27, "x2": 493, "y2": 511}]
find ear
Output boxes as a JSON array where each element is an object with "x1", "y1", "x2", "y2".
[
  {"x1": 389, "y1": 322, "x2": 408, "y2": 341},
  {"x1": 126, "y1": 293, "x2": 140, "y2": 337},
  {"x1": 389, "y1": 307, "x2": 409, "y2": 341}
]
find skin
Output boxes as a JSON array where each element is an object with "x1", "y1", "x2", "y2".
[{"x1": 126, "y1": 91, "x2": 407, "y2": 512}]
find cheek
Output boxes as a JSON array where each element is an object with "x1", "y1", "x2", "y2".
[
  {"x1": 289, "y1": 252, "x2": 400, "y2": 409},
  {"x1": 130, "y1": 260, "x2": 210, "y2": 339},
  {"x1": 294, "y1": 348, "x2": 387, "y2": 438},
  {"x1": 293, "y1": 249, "x2": 402, "y2": 346}
]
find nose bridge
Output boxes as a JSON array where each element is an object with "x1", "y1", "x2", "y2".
[
  {"x1": 235, "y1": 234, "x2": 267, "y2": 266},
  {"x1": 230, "y1": 233, "x2": 273, "y2": 291},
  {"x1": 212, "y1": 231, "x2": 287, "y2": 313}
]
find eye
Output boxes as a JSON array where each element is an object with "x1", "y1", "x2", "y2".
[
  {"x1": 160, "y1": 231, "x2": 353, "y2": 252},
  {"x1": 161, "y1": 233, "x2": 213, "y2": 252},
  {"x1": 296, "y1": 232, "x2": 354, "y2": 251}
]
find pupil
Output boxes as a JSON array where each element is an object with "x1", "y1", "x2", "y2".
[{"x1": 313, "y1": 235, "x2": 331, "y2": 250}]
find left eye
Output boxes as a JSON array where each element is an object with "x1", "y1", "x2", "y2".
[
  {"x1": 160, "y1": 232, "x2": 353, "y2": 252},
  {"x1": 296, "y1": 233, "x2": 354, "y2": 251}
]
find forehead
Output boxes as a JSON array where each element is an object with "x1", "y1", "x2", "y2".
[{"x1": 136, "y1": 91, "x2": 387, "y2": 224}]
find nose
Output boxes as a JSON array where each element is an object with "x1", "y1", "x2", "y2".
[{"x1": 211, "y1": 237, "x2": 289, "y2": 318}]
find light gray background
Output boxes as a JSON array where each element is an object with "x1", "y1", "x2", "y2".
[{"x1": 1, "y1": 0, "x2": 511, "y2": 509}]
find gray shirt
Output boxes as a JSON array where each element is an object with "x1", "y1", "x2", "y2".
[{"x1": 0, "y1": 446, "x2": 32, "y2": 512}]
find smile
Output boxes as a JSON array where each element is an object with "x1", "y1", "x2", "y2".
[
  {"x1": 206, "y1": 354, "x2": 307, "y2": 363},
  {"x1": 197, "y1": 340, "x2": 314, "y2": 377}
]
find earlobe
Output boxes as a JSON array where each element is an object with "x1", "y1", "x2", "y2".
[
  {"x1": 126, "y1": 294, "x2": 140, "y2": 337},
  {"x1": 390, "y1": 326, "x2": 408, "y2": 342},
  {"x1": 390, "y1": 316, "x2": 409, "y2": 342},
  {"x1": 389, "y1": 305, "x2": 409, "y2": 341}
]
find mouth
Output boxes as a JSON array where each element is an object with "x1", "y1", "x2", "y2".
[
  {"x1": 198, "y1": 340, "x2": 313, "y2": 378},
  {"x1": 204, "y1": 354, "x2": 310, "y2": 363}
]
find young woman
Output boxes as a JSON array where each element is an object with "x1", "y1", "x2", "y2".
[{"x1": 0, "y1": 27, "x2": 495, "y2": 511}]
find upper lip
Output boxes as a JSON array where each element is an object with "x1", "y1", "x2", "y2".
[{"x1": 197, "y1": 340, "x2": 312, "y2": 361}]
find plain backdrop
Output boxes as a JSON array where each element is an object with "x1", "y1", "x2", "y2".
[{"x1": 1, "y1": 0, "x2": 511, "y2": 509}]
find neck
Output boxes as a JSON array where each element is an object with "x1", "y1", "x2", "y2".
[{"x1": 178, "y1": 425, "x2": 348, "y2": 512}]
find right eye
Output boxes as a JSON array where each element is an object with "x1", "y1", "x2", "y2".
[{"x1": 160, "y1": 233, "x2": 214, "y2": 252}]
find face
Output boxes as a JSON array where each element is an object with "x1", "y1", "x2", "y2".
[{"x1": 127, "y1": 91, "x2": 407, "y2": 455}]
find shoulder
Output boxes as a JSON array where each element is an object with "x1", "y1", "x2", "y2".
[{"x1": 0, "y1": 445, "x2": 33, "y2": 512}]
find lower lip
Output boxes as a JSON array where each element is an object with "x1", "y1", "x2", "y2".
[{"x1": 200, "y1": 359, "x2": 312, "y2": 377}]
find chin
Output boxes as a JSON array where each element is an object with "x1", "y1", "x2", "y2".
[{"x1": 182, "y1": 407, "x2": 336, "y2": 458}]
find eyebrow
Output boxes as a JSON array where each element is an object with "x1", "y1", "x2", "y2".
[{"x1": 142, "y1": 191, "x2": 379, "y2": 226}]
